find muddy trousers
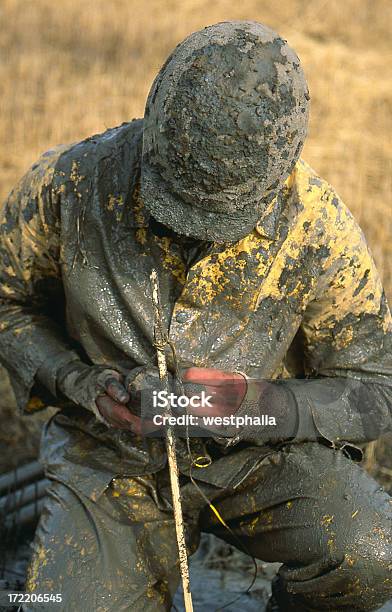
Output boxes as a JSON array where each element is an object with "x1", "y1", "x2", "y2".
[{"x1": 25, "y1": 442, "x2": 392, "y2": 612}]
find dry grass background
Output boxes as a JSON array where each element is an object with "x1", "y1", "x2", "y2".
[
  {"x1": 0, "y1": 0, "x2": 391, "y2": 478},
  {"x1": 0, "y1": 0, "x2": 391, "y2": 297}
]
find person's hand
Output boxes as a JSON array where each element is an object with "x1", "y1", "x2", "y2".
[
  {"x1": 109, "y1": 366, "x2": 247, "y2": 435},
  {"x1": 94, "y1": 370, "x2": 137, "y2": 430},
  {"x1": 96, "y1": 366, "x2": 176, "y2": 432},
  {"x1": 57, "y1": 361, "x2": 137, "y2": 429},
  {"x1": 97, "y1": 366, "x2": 165, "y2": 432},
  {"x1": 97, "y1": 365, "x2": 246, "y2": 434},
  {"x1": 97, "y1": 365, "x2": 248, "y2": 433},
  {"x1": 182, "y1": 367, "x2": 301, "y2": 445},
  {"x1": 182, "y1": 367, "x2": 247, "y2": 417},
  {"x1": 96, "y1": 365, "x2": 183, "y2": 433},
  {"x1": 97, "y1": 366, "x2": 176, "y2": 432}
]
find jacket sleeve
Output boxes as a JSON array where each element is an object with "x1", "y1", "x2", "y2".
[
  {"x1": 283, "y1": 188, "x2": 392, "y2": 447},
  {"x1": 0, "y1": 148, "x2": 80, "y2": 413}
]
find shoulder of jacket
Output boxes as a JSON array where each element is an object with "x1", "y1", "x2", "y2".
[
  {"x1": 288, "y1": 158, "x2": 355, "y2": 229},
  {"x1": 290, "y1": 158, "x2": 332, "y2": 199},
  {"x1": 53, "y1": 118, "x2": 143, "y2": 179}
]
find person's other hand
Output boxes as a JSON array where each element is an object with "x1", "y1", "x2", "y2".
[
  {"x1": 57, "y1": 361, "x2": 138, "y2": 430},
  {"x1": 182, "y1": 367, "x2": 247, "y2": 417}
]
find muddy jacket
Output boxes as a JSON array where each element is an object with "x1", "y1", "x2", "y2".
[{"x1": 0, "y1": 119, "x2": 391, "y2": 497}]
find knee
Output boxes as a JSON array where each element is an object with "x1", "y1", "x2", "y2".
[
  {"x1": 275, "y1": 524, "x2": 392, "y2": 612},
  {"x1": 332, "y1": 518, "x2": 392, "y2": 609}
]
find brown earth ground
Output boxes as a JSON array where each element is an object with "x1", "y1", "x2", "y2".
[{"x1": 0, "y1": 0, "x2": 391, "y2": 488}]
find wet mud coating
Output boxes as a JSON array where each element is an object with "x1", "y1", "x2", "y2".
[
  {"x1": 24, "y1": 444, "x2": 392, "y2": 611},
  {"x1": 0, "y1": 118, "x2": 391, "y2": 610},
  {"x1": 0, "y1": 119, "x2": 391, "y2": 482},
  {"x1": 0, "y1": 20, "x2": 391, "y2": 612}
]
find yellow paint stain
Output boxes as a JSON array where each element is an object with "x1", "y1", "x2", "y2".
[
  {"x1": 334, "y1": 326, "x2": 354, "y2": 350},
  {"x1": 286, "y1": 501, "x2": 293, "y2": 509},
  {"x1": 351, "y1": 509, "x2": 359, "y2": 518},
  {"x1": 70, "y1": 160, "x2": 85, "y2": 186},
  {"x1": 327, "y1": 537, "x2": 336, "y2": 552},
  {"x1": 321, "y1": 514, "x2": 334, "y2": 526},
  {"x1": 26, "y1": 546, "x2": 48, "y2": 591},
  {"x1": 26, "y1": 396, "x2": 46, "y2": 413},
  {"x1": 190, "y1": 260, "x2": 227, "y2": 302},
  {"x1": 136, "y1": 227, "x2": 147, "y2": 246},
  {"x1": 107, "y1": 194, "x2": 124, "y2": 211},
  {"x1": 259, "y1": 511, "x2": 273, "y2": 525},
  {"x1": 4, "y1": 265, "x2": 15, "y2": 277},
  {"x1": 155, "y1": 236, "x2": 187, "y2": 285},
  {"x1": 185, "y1": 230, "x2": 265, "y2": 307},
  {"x1": 0, "y1": 283, "x2": 15, "y2": 297},
  {"x1": 132, "y1": 183, "x2": 149, "y2": 225},
  {"x1": 247, "y1": 515, "x2": 260, "y2": 532}
]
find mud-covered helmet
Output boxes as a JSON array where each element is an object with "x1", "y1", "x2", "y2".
[{"x1": 141, "y1": 20, "x2": 309, "y2": 242}]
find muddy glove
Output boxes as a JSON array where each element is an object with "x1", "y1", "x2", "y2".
[
  {"x1": 229, "y1": 376, "x2": 299, "y2": 445},
  {"x1": 122, "y1": 365, "x2": 182, "y2": 434},
  {"x1": 56, "y1": 361, "x2": 131, "y2": 426},
  {"x1": 61, "y1": 363, "x2": 178, "y2": 432},
  {"x1": 36, "y1": 352, "x2": 133, "y2": 428},
  {"x1": 181, "y1": 367, "x2": 300, "y2": 446}
]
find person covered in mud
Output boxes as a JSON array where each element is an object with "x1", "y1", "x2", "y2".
[{"x1": 0, "y1": 20, "x2": 391, "y2": 612}]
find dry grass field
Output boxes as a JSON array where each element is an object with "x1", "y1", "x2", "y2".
[
  {"x1": 0, "y1": 0, "x2": 391, "y2": 478},
  {"x1": 0, "y1": 0, "x2": 391, "y2": 297}
]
